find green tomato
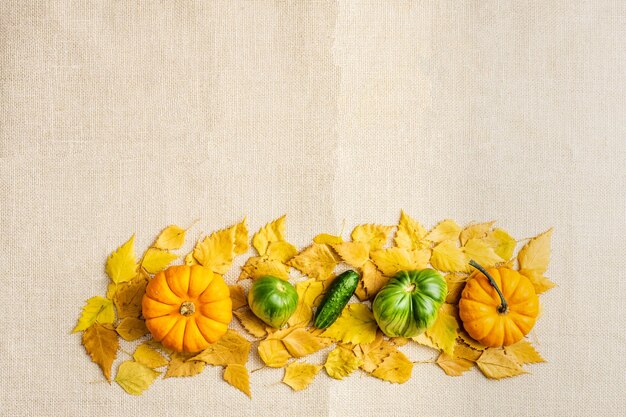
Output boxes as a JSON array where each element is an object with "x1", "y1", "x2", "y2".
[
  {"x1": 248, "y1": 275, "x2": 298, "y2": 328},
  {"x1": 372, "y1": 269, "x2": 447, "y2": 338}
]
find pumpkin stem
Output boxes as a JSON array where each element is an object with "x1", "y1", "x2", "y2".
[
  {"x1": 469, "y1": 260, "x2": 508, "y2": 314},
  {"x1": 179, "y1": 301, "x2": 196, "y2": 316}
]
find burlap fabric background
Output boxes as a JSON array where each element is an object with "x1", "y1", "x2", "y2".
[{"x1": 1, "y1": 1, "x2": 624, "y2": 416}]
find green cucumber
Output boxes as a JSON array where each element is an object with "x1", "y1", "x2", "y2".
[{"x1": 314, "y1": 270, "x2": 360, "y2": 328}]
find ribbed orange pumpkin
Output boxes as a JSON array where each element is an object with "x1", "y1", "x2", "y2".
[
  {"x1": 142, "y1": 265, "x2": 232, "y2": 352},
  {"x1": 459, "y1": 262, "x2": 539, "y2": 347}
]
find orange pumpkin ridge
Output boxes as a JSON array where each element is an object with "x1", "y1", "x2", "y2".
[
  {"x1": 459, "y1": 261, "x2": 539, "y2": 347},
  {"x1": 142, "y1": 265, "x2": 232, "y2": 353}
]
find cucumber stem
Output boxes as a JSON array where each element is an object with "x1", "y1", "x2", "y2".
[{"x1": 469, "y1": 260, "x2": 508, "y2": 314}]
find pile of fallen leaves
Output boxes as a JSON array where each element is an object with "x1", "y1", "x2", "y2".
[{"x1": 74, "y1": 212, "x2": 554, "y2": 396}]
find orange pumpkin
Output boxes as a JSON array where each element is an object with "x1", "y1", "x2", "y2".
[
  {"x1": 142, "y1": 265, "x2": 232, "y2": 352},
  {"x1": 459, "y1": 261, "x2": 539, "y2": 347}
]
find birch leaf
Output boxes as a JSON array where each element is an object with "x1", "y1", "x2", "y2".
[
  {"x1": 518, "y1": 228, "x2": 552, "y2": 275},
  {"x1": 313, "y1": 233, "x2": 343, "y2": 245},
  {"x1": 191, "y1": 330, "x2": 251, "y2": 365},
  {"x1": 360, "y1": 260, "x2": 389, "y2": 299},
  {"x1": 234, "y1": 308, "x2": 268, "y2": 338},
  {"x1": 520, "y1": 269, "x2": 557, "y2": 294},
  {"x1": 116, "y1": 317, "x2": 148, "y2": 341},
  {"x1": 115, "y1": 361, "x2": 160, "y2": 395},
  {"x1": 252, "y1": 215, "x2": 286, "y2": 255},
  {"x1": 430, "y1": 240, "x2": 469, "y2": 273},
  {"x1": 223, "y1": 364, "x2": 251, "y2": 398},
  {"x1": 454, "y1": 342, "x2": 482, "y2": 361},
  {"x1": 395, "y1": 210, "x2": 429, "y2": 250},
  {"x1": 476, "y1": 348, "x2": 527, "y2": 379},
  {"x1": 412, "y1": 333, "x2": 439, "y2": 350},
  {"x1": 485, "y1": 228, "x2": 517, "y2": 261},
  {"x1": 193, "y1": 226, "x2": 236, "y2": 274},
  {"x1": 436, "y1": 352, "x2": 474, "y2": 376},
  {"x1": 141, "y1": 248, "x2": 178, "y2": 274},
  {"x1": 371, "y1": 350, "x2": 413, "y2": 383},
  {"x1": 229, "y1": 284, "x2": 247, "y2": 310},
  {"x1": 324, "y1": 346, "x2": 362, "y2": 380},
  {"x1": 370, "y1": 247, "x2": 417, "y2": 276},
  {"x1": 113, "y1": 274, "x2": 148, "y2": 319},
  {"x1": 425, "y1": 306, "x2": 459, "y2": 355},
  {"x1": 289, "y1": 243, "x2": 339, "y2": 281},
  {"x1": 281, "y1": 328, "x2": 330, "y2": 358},
  {"x1": 266, "y1": 240, "x2": 298, "y2": 263},
  {"x1": 444, "y1": 274, "x2": 468, "y2": 304},
  {"x1": 154, "y1": 225, "x2": 186, "y2": 250},
  {"x1": 282, "y1": 362, "x2": 322, "y2": 391},
  {"x1": 288, "y1": 279, "x2": 325, "y2": 327},
  {"x1": 459, "y1": 221, "x2": 495, "y2": 245},
  {"x1": 164, "y1": 352, "x2": 205, "y2": 378},
  {"x1": 358, "y1": 332, "x2": 397, "y2": 373},
  {"x1": 332, "y1": 241, "x2": 370, "y2": 268},
  {"x1": 133, "y1": 343, "x2": 168, "y2": 368},
  {"x1": 258, "y1": 339, "x2": 292, "y2": 368},
  {"x1": 234, "y1": 218, "x2": 249, "y2": 254},
  {"x1": 425, "y1": 220, "x2": 461, "y2": 243},
  {"x1": 321, "y1": 304, "x2": 378, "y2": 345},
  {"x1": 82, "y1": 323, "x2": 118, "y2": 382},
  {"x1": 239, "y1": 256, "x2": 290, "y2": 281},
  {"x1": 462, "y1": 238, "x2": 503, "y2": 268},
  {"x1": 105, "y1": 235, "x2": 137, "y2": 284},
  {"x1": 504, "y1": 340, "x2": 545, "y2": 364},
  {"x1": 459, "y1": 330, "x2": 487, "y2": 351},
  {"x1": 73, "y1": 296, "x2": 115, "y2": 333},
  {"x1": 351, "y1": 224, "x2": 393, "y2": 250}
]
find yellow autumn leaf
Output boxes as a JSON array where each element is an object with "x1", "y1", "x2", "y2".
[
  {"x1": 234, "y1": 218, "x2": 249, "y2": 255},
  {"x1": 425, "y1": 219, "x2": 461, "y2": 243},
  {"x1": 154, "y1": 225, "x2": 186, "y2": 250},
  {"x1": 412, "y1": 333, "x2": 439, "y2": 350},
  {"x1": 282, "y1": 362, "x2": 322, "y2": 391},
  {"x1": 239, "y1": 256, "x2": 291, "y2": 281},
  {"x1": 436, "y1": 352, "x2": 474, "y2": 376},
  {"x1": 105, "y1": 235, "x2": 137, "y2": 284},
  {"x1": 229, "y1": 284, "x2": 247, "y2": 310},
  {"x1": 133, "y1": 343, "x2": 168, "y2": 368},
  {"x1": 321, "y1": 304, "x2": 378, "y2": 345},
  {"x1": 258, "y1": 339, "x2": 292, "y2": 368},
  {"x1": 425, "y1": 306, "x2": 458, "y2": 355},
  {"x1": 141, "y1": 248, "x2": 178, "y2": 274},
  {"x1": 252, "y1": 215, "x2": 286, "y2": 255},
  {"x1": 289, "y1": 243, "x2": 339, "y2": 281},
  {"x1": 223, "y1": 364, "x2": 251, "y2": 398},
  {"x1": 371, "y1": 350, "x2": 413, "y2": 383},
  {"x1": 458, "y1": 330, "x2": 487, "y2": 351},
  {"x1": 394, "y1": 210, "x2": 429, "y2": 250},
  {"x1": 332, "y1": 241, "x2": 370, "y2": 268},
  {"x1": 504, "y1": 340, "x2": 545, "y2": 364},
  {"x1": 360, "y1": 260, "x2": 389, "y2": 299},
  {"x1": 193, "y1": 226, "x2": 236, "y2": 274},
  {"x1": 115, "y1": 317, "x2": 148, "y2": 341},
  {"x1": 485, "y1": 228, "x2": 517, "y2": 260},
  {"x1": 351, "y1": 224, "x2": 394, "y2": 250},
  {"x1": 454, "y1": 342, "x2": 482, "y2": 361},
  {"x1": 313, "y1": 233, "x2": 343, "y2": 245},
  {"x1": 164, "y1": 352, "x2": 205, "y2": 378},
  {"x1": 518, "y1": 228, "x2": 552, "y2": 274},
  {"x1": 288, "y1": 279, "x2": 326, "y2": 327},
  {"x1": 476, "y1": 348, "x2": 527, "y2": 379},
  {"x1": 324, "y1": 346, "x2": 362, "y2": 380},
  {"x1": 520, "y1": 269, "x2": 557, "y2": 294},
  {"x1": 370, "y1": 247, "x2": 430, "y2": 276},
  {"x1": 357, "y1": 332, "x2": 397, "y2": 373},
  {"x1": 184, "y1": 250, "x2": 199, "y2": 266},
  {"x1": 266, "y1": 240, "x2": 298, "y2": 263},
  {"x1": 113, "y1": 274, "x2": 148, "y2": 319},
  {"x1": 115, "y1": 361, "x2": 160, "y2": 395},
  {"x1": 73, "y1": 296, "x2": 115, "y2": 333},
  {"x1": 459, "y1": 221, "x2": 495, "y2": 245},
  {"x1": 191, "y1": 330, "x2": 251, "y2": 365},
  {"x1": 82, "y1": 323, "x2": 118, "y2": 382},
  {"x1": 462, "y1": 238, "x2": 503, "y2": 267},
  {"x1": 234, "y1": 308, "x2": 268, "y2": 338},
  {"x1": 444, "y1": 274, "x2": 468, "y2": 304},
  {"x1": 281, "y1": 328, "x2": 330, "y2": 358},
  {"x1": 430, "y1": 240, "x2": 469, "y2": 273}
]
